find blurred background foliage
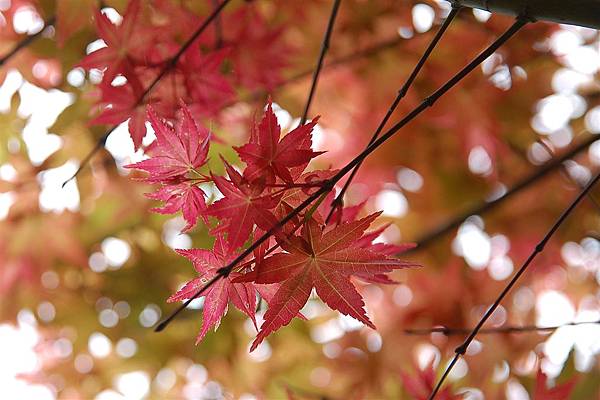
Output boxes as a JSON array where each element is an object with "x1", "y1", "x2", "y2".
[{"x1": 0, "y1": 0, "x2": 600, "y2": 399}]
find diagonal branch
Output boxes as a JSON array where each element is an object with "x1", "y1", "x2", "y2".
[
  {"x1": 221, "y1": 35, "x2": 406, "y2": 112},
  {"x1": 409, "y1": 132, "x2": 600, "y2": 253},
  {"x1": 0, "y1": 15, "x2": 55, "y2": 67},
  {"x1": 155, "y1": 17, "x2": 528, "y2": 332},
  {"x1": 300, "y1": 0, "x2": 342, "y2": 125},
  {"x1": 325, "y1": 5, "x2": 461, "y2": 224},
  {"x1": 405, "y1": 319, "x2": 600, "y2": 336},
  {"x1": 428, "y1": 169, "x2": 600, "y2": 399},
  {"x1": 62, "y1": 0, "x2": 232, "y2": 187},
  {"x1": 535, "y1": 138, "x2": 600, "y2": 212}
]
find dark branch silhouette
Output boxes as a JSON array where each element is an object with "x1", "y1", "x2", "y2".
[
  {"x1": 325, "y1": 5, "x2": 461, "y2": 224},
  {"x1": 62, "y1": 0, "x2": 232, "y2": 187},
  {"x1": 409, "y1": 132, "x2": 600, "y2": 253},
  {"x1": 0, "y1": 15, "x2": 55, "y2": 67},
  {"x1": 405, "y1": 319, "x2": 600, "y2": 336},
  {"x1": 156, "y1": 17, "x2": 528, "y2": 333},
  {"x1": 428, "y1": 168, "x2": 600, "y2": 398},
  {"x1": 535, "y1": 138, "x2": 600, "y2": 211},
  {"x1": 300, "y1": 0, "x2": 342, "y2": 125}
]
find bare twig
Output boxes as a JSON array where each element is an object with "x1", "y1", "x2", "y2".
[
  {"x1": 156, "y1": 18, "x2": 528, "y2": 332},
  {"x1": 300, "y1": 0, "x2": 342, "y2": 125},
  {"x1": 405, "y1": 319, "x2": 600, "y2": 336},
  {"x1": 428, "y1": 169, "x2": 600, "y2": 399},
  {"x1": 62, "y1": 0, "x2": 232, "y2": 187},
  {"x1": 220, "y1": 35, "x2": 406, "y2": 112},
  {"x1": 0, "y1": 15, "x2": 55, "y2": 67},
  {"x1": 325, "y1": 5, "x2": 461, "y2": 224},
  {"x1": 287, "y1": 36, "x2": 403, "y2": 84},
  {"x1": 536, "y1": 138, "x2": 600, "y2": 211},
  {"x1": 409, "y1": 132, "x2": 600, "y2": 253}
]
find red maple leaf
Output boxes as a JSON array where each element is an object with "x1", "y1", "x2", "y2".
[
  {"x1": 78, "y1": 0, "x2": 148, "y2": 84},
  {"x1": 168, "y1": 235, "x2": 257, "y2": 343},
  {"x1": 224, "y1": 7, "x2": 291, "y2": 90},
  {"x1": 146, "y1": 181, "x2": 207, "y2": 232},
  {"x1": 207, "y1": 160, "x2": 280, "y2": 250},
  {"x1": 534, "y1": 369, "x2": 577, "y2": 400},
  {"x1": 90, "y1": 76, "x2": 147, "y2": 149},
  {"x1": 235, "y1": 101, "x2": 323, "y2": 185},
  {"x1": 126, "y1": 103, "x2": 210, "y2": 181},
  {"x1": 178, "y1": 49, "x2": 235, "y2": 117},
  {"x1": 400, "y1": 362, "x2": 463, "y2": 400},
  {"x1": 248, "y1": 212, "x2": 415, "y2": 350}
]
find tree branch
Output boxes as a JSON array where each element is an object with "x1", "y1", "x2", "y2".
[
  {"x1": 0, "y1": 15, "x2": 55, "y2": 67},
  {"x1": 535, "y1": 138, "x2": 600, "y2": 212},
  {"x1": 62, "y1": 0, "x2": 232, "y2": 187},
  {"x1": 452, "y1": 0, "x2": 600, "y2": 30},
  {"x1": 156, "y1": 17, "x2": 528, "y2": 332},
  {"x1": 325, "y1": 5, "x2": 461, "y2": 224},
  {"x1": 300, "y1": 0, "x2": 342, "y2": 125},
  {"x1": 409, "y1": 132, "x2": 600, "y2": 253},
  {"x1": 405, "y1": 319, "x2": 600, "y2": 335},
  {"x1": 428, "y1": 169, "x2": 600, "y2": 399}
]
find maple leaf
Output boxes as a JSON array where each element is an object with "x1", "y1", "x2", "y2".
[
  {"x1": 248, "y1": 213, "x2": 415, "y2": 350},
  {"x1": 276, "y1": 169, "x2": 337, "y2": 218},
  {"x1": 78, "y1": 0, "x2": 148, "y2": 84},
  {"x1": 534, "y1": 369, "x2": 577, "y2": 400},
  {"x1": 146, "y1": 181, "x2": 207, "y2": 232},
  {"x1": 235, "y1": 101, "x2": 323, "y2": 185},
  {"x1": 126, "y1": 103, "x2": 210, "y2": 181},
  {"x1": 207, "y1": 160, "x2": 280, "y2": 250},
  {"x1": 178, "y1": 49, "x2": 235, "y2": 117},
  {"x1": 90, "y1": 77, "x2": 147, "y2": 149},
  {"x1": 401, "y1": 362, "x2": 463, "y2": 400},
  {"x1": 355, "y1": 223, "x2": 416, "y2": 256},
  {"x1": 168, "y1": 235, "x2": 257, "y2": 343},
  {"x1": 224, "y1": 7, "x2": 291, "y2": 90}
]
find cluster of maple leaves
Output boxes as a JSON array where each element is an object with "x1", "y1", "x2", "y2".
[
  {"x1": 79, "y1": 0, "x2": 289, "y2": 150},
  {"x1": 76, "y1": 0, "x2": 418, "y2": 349},
  {"x1": 127, "y1": 100, "x2": 415, "y2": 348}
]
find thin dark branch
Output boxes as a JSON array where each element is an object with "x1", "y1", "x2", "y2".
[
  {"x1": 300, "y1": 0, "x2": 342, "y2": 125},
  {"x1": 536, "y1": 138, "x2": 600, "y2": 212},
  {"x1": 409, "y1": 132, "x2": 600, "y2": 253},
  {"x1": 220, "y1": 35, "x2": 405, "y2": 111},
  {"x1": 288, "y1": 36, "x2": 403, "y2": 84},
  {"x1": 156, "y1": 17, "x2": 527, "y2": 332},
  {"x1": 405, "y1": 319, "x2": 600, "y2": 335},
  {"x1": 325, "y1": 6, "x2": 460, "y2": 224},
  {"x1": 428, "y1": 170, "x2": 600, "y2": 399},
  {"x1": 62, "y1": 0, "x2": 232, "y2": 187},
  {"x1": 0, "y1": 15, "x2": 55, "y2": 67}
]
